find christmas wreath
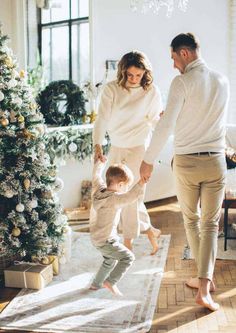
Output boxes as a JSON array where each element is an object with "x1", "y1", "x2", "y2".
[{"x1": 37, "y1": 80, "x2": 87, "y2": 126}]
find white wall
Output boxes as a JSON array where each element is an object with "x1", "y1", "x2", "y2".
[
  {"x1": 91, "y1": 0, "x2": 229, "y2": 100},
  {"x1": 0, "y1": 0, "x2": 27, "y2": 70}
]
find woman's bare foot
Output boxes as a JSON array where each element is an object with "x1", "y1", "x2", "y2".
[
  {"x1": 196, "y1": 293, "x2": 219, "y2": 311},
  {"x1": 124, "y1": 238, "x2": 133, "y2": 251},
  {"x1": 146, "y1": 227, "x2": 161, "y2": 255},
  {"x1": 186, "y1": 277, "x2": 216, "y2": 292},
  {"x1": 103, "y1": 281, "x2": 123, "y2": 296}
]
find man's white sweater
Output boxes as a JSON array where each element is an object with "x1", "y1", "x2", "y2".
[
  {"x1": 144, "y1": 59, "x2": 230, "y2": 164},
  {"x1": 93, "y1": 80, "x2": 162, "y2": 148}
]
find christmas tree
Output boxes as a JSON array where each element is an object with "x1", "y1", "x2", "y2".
[{"x1": 0, "y1": 27, "x2": 67, "y2": 263}]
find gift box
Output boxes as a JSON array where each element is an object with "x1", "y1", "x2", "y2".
[{"x1": 4, "y1": 263, "x2": 53, "y2": 289}]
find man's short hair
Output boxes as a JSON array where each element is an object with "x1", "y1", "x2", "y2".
[
  {"x1": 106, "y1": 164, "x2": 133, "y2": 187},
  {"x1": 171, "y1": 33, "x2": 200, "y2": 53}
]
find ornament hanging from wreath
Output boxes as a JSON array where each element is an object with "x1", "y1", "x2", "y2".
[{"x1": 37, "y1": 80, "x2": 87, "y2": 126}]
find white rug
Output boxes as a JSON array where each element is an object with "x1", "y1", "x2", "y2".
[
  {"x1": 182, "y1": 236, "x2": 236, "y2": 260},
  {"x1": 0, "y1": 233, "x2": 170, "y2": 333}
]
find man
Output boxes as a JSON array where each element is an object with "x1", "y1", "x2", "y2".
[{"x1": 140, "y1": 33, "x2": 230, "y2": 311}]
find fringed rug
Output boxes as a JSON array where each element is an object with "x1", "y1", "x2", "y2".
[{"x1": 0, "y1": 233, "x2": 170, "y2": 333}]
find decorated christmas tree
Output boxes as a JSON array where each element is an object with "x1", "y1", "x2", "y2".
[{"x1": 0, "y1": 27, "x2": 67, "y2": 263}]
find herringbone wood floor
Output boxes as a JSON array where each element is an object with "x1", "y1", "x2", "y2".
[{"x1": 0, "y1": 197, "x2": 236, "y2": 333}]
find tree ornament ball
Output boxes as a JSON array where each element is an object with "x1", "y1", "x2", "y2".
[
  {"x1": 16, "y1": 203, "x2": 25, "y2": 212},
  {"x1": 23, "y1": 178, "x2": 31, "y2": 190},
  {"x1": 0, "y1": 91, "x2": 4, "y2": 101},
  {"x1": 1, "y1": 118, "x2": 9, "y2": 126},
  {"x1": 12, "y1": 227, "x2": 21, "y2": 237},
  {"x1": 5, "y1": 190, "x2": 14, "y2": 198},
  {"x1": 68, "y1": 142, "x2": 77, "y2": 153},
  {"x1": 54, "y1": 177, "x2": 64, "y2": 192},
  {"x1": 29, "y1": 199, "x2": 38, "y2": 209},
  {"x1": 18, "y1": 115, "x2": 25, "y2": 123},
  {"x1": 8, "y1": 79, "x2": 17, "y2": 88},
  {"x1": 41, "y1": 257, "x2": 50, "y2": 265}
]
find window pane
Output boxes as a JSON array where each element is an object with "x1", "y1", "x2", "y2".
[
  {"x1": 71, "y1": 0, "x2": 89, "y2": 18},
  {"x1": 42, "y1": 26, "x2": 69, "y2": 82},
  {"x1": 41, "y1": 28, "x2": 51, "y2": 83},
  {"x1": 52, "y1": 26, "x2": 69, "y2": 80},
  {"x1": 72, "y1": 22, "x2": 89, "y2": 85},
  {"x1": 41, "y1": 1, "x2": 69, "y2": 24}
]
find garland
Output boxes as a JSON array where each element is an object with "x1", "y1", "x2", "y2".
[
  {"x1": 37, "y1": 80, "x2": 87, "y2": 126},
  {"x1": 45, "y1": 125, "x2": 110, "y2": 163}
]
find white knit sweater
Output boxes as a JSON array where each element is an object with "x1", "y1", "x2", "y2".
[
  {"x1": 144, "y1": 59, "x2": 230, "y2": 164},
  {"x1": 93, "y1": 80, "x2": 163, "y2": 148}
]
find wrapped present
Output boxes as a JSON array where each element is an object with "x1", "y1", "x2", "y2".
[
  {"x1": 64, "y1": 207, "x2": 90, "y2": 221},
  {"x1": 31, "y1": 255, "x2": 59, "y2": 276},
  {"x1": 4, "y1": 263, "x2": 53, "y2": 289}
]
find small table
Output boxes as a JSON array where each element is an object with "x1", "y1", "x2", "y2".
[{"x1": 223, "y1": 192, "x2": 236, "y2": 251}]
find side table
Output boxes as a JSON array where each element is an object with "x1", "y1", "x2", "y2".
[{"x1": 223, "y1": 192, "x2": 236, "y2": 251}]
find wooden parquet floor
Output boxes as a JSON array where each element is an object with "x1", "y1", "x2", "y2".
[{"x1": 0, "y1": 197, "x2": 236, "y2": 333}]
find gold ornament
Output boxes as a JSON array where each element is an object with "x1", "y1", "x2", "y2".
[
  {"x1": 42, "y1": 190, "x2": 52, "y2": 199},
  {"x1": 23, "y1": 178, "x2": 31, "y2": 190},
  {"x1": 19, "y1": 69, "x2": 25, "y2": 78},
  {"x1": 41, "y1": 257, "x2": 50, "y2": 265},
  {"x1": 18, "y1": 115, "x2": 25, "y2": 123},
  {"x1": 12, "y1": 227, "x2": 21, "y2": 237},
  {"x1": 5, "y1": 56, "x2": 14, "y2": 68},
  {"x1": 1, "y1": 118, "x2": 9, "y2": 127},
  {"x1": 89, "y1": 111, "x2": 97, "y2": 123},
  {"x1": 29, "y1": 102, "x2": 37, "y2": 110}
]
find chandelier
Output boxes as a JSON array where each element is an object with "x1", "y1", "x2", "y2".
[{"x1": 130, "y1": 0, "x2": 189, "y2": 17}]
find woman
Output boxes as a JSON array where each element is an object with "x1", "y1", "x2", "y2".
[{"x1": 93, "y1": 51, "x2": 162, "y2": 254}]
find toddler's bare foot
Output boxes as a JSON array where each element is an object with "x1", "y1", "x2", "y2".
[
  {"x1": 186, "y1": 277, "x2": 216, "y2": 292},
  {"x1": 124, "y1": 238, "x2": 133, "y2": 251},
  {"x1": 89, "y1": 284, "x2": 99, "y2": 290},
  {"x1": 146, "y1": 227, "x2": 161, "y2": 255},
  {"x1": 103, "y1": 281, "x2": 123, "y2": 296},
  {"x1": 196, "y1": 293, "x2": 219, "y2": 311}
]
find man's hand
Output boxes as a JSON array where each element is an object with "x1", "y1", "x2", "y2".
[
  {"x1": 94, "y1": 144, "x2": 106, "y2": 163},
  {"x1": 140, "y1": 160, "x2": 153, "y2": 183}
]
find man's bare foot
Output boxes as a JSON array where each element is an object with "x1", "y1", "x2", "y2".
[
  {"x1": 146, "y1": 227, "x2": 161, "y2": 255},
  {"x1": 124, "y1": 238, "x2": 133, "y2": 251},
  {"x1": 103, "y1": 281, "x2": 123, "y2": 296},
  {"x1": 186, "y1": 277, "x2": 216, "y2": 292},
  {"x1": 196, "y1": 293, "x2": 219, "y2": 311}
]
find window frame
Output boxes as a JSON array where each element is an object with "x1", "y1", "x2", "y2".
[{"x1": 37, "y1": 0, "x2": 89, "y2": 82}]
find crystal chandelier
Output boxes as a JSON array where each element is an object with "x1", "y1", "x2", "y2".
[{"x1": 130, "y1": 0, "x2": 189, "y2": 17}]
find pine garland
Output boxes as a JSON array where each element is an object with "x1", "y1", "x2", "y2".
[{"x1": 45, "y1": 125, "x2": 110, "y2": 163}]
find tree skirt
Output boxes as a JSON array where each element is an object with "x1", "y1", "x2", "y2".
[{"x1": 0, "y1": 233, "x2": 170, "y2": 333}]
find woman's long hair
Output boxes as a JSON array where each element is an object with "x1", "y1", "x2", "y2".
[{"x1": 117, "y1": 51, "x2": 153, "y2": 90}]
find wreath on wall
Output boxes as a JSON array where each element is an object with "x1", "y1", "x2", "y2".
[{"x1": 37, "y1": 80, "x2": 87, "y2": 126}]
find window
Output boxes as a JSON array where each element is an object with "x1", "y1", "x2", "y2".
[{"x1": 38, "y1": 0, "x2": 89, "y2": 85}]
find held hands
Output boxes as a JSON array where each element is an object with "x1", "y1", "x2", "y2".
[
  {"x1": 140, "y1": 160, "x2": 153, "y2": 183},
  {"x1": 94, "y1": 144, "x2": 106, "y2": 163}
]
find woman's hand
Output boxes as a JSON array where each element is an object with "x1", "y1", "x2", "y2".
[{"x1": 94, "y1": 144, "x2": 106, "y2": 162}]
